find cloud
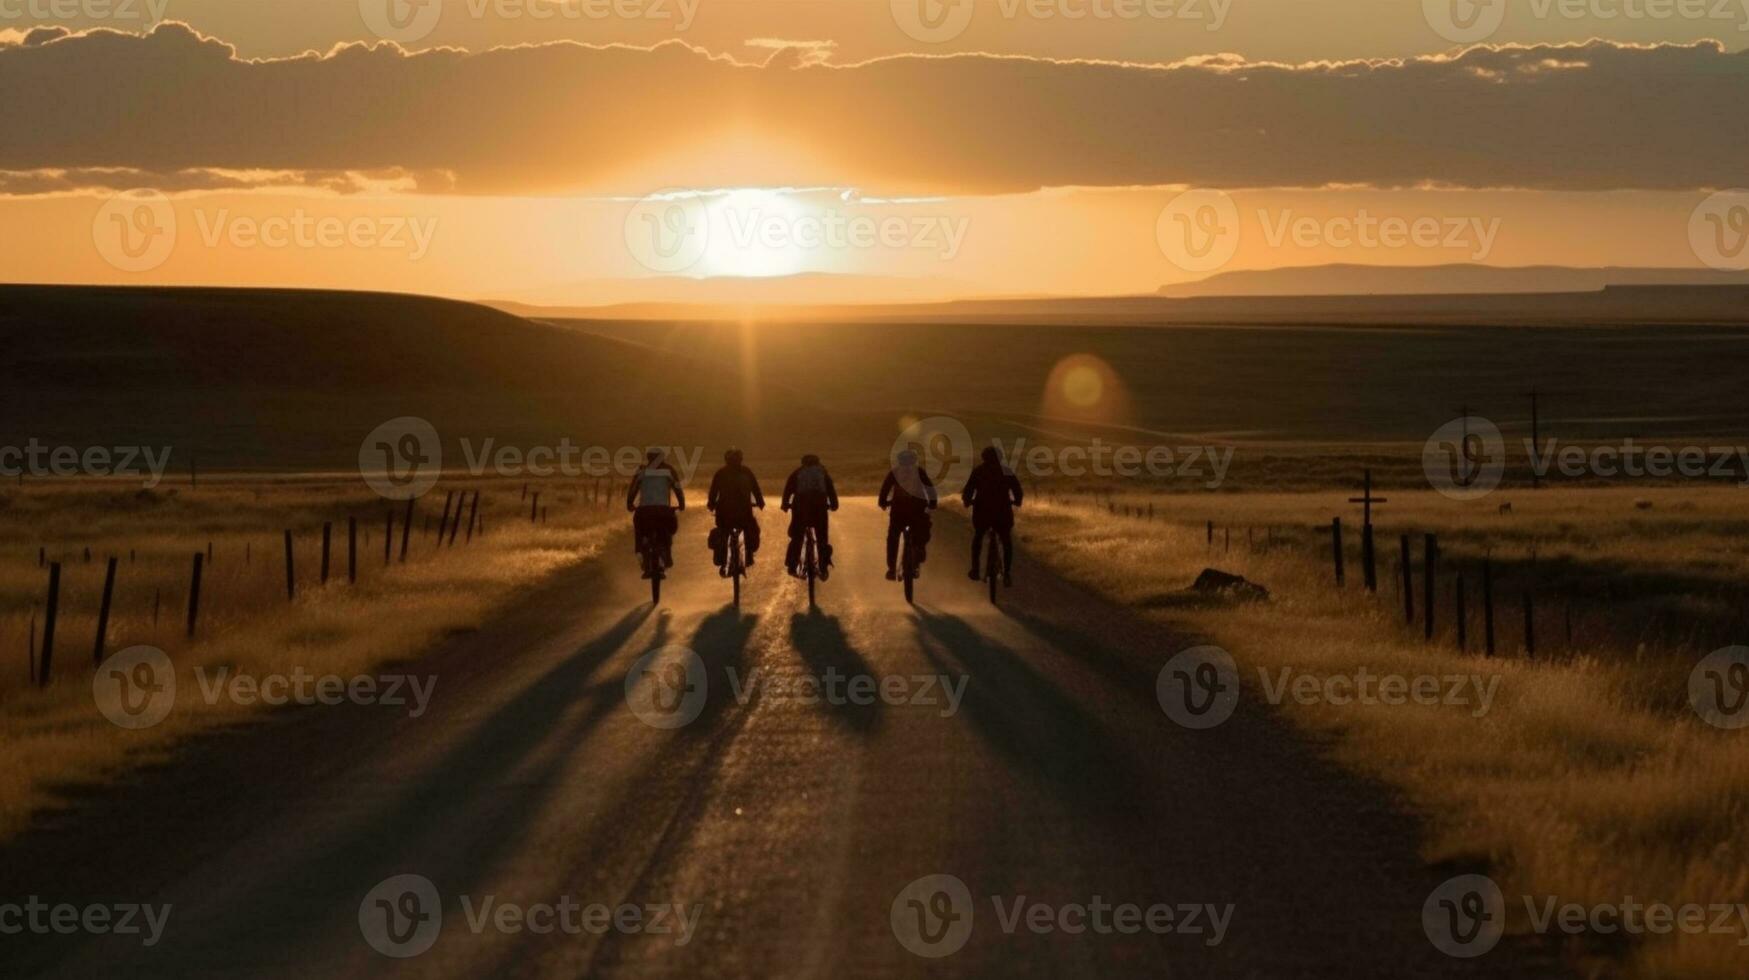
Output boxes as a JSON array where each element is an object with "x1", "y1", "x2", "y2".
[{"x1": 2, "y1": 23, "x2": 1744, "y2": 196}]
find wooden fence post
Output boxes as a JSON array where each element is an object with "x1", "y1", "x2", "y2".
[
  {"x1": 437, "y1": 491, "x2": 455, "y2": 545},
  {"x1": 1361, "y1": 523, "x2": 1378, "y2": 592},
  {"x1": 93, "y1": 556, "x2": 118, "y2": 664},
  {"x1": 187, "y1": 552, "x2": 204, "y2": 637},
  {"x1": 1331, "y1": 518, "x2": 1345, "y2": 587},
  {"x1": 1400, "y1": 535, "x2": 1414, "y2": 624},
  {"x1": 400, "y1": 499, "x2": 414, "y2": 563},
  {"x1": 1424, "y1": 534, "x2": 1438, "y2": 641},
  {"x1": 39, "y1": 563, "x2": 60, "y2": 687},
  {"x1": 321, "y1": 522, "x2": 332, "y2": 585},
  {"x1": 531, "y1": 492, "x2": 541, "y2": 523},
  {"x1": 284, "y1": 530, "x2": 296, "y2": 601},
  {"x1": 463, "y1": 491, "x2": 479, "y2": 544},
  {"x1": 447, "y1": 494, "x2": 465, "y2": 546},
  {"x1": 384, "y1": 510, "x2": 393, "y2": 566},
  {"x1": 348, "y1": 517, "x2": 358, "y2": 584}
]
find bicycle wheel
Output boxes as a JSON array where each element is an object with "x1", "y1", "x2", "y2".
[
  {"x1": 805, "y1": 533, "x2": 817, "y2": 607},
  {"x1": 651, "y1": 568, "x2": 663, "y2": 605},
  {"x1": 987, "y1": 534, "x2": 1001, "y2": 604},
  {"x1": 731, "y1": 535, "x2": 743, "y2": 607},
  {"x1": 901, "y1": 531, "x2": 915, "y2": 605}
]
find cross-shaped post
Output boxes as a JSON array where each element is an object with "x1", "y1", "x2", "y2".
[
  {"x1": 1348, "y1": 469, "x2": 1388, "y2": 527},
  {"x1": 1347, "y1": 469, "x2": 1388, "y2": 592}
]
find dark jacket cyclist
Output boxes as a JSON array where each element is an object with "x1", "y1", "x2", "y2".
[
  {"x1": 707, "y1": 447, "x2": 765, "y2": 570},
  {"x1": 878, "y1": 449, "x2": 938, "y2": 579}
]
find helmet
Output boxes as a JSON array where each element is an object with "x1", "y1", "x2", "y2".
[
  {"x1": 646, "y1": 448, "x2": 665, "y2": 465},
  {"x1": 896, "y1": 449, "x2": 919, "y2": 467},
  {"x1": 724, "y1": 447, "x2": 744, "y2": 465},
  {"x1": 802, "y1": 454, "x2": 821, "y2": 467},
  {"x1": 981, "y1": 446, "x2": 1000, "y2": 465}
]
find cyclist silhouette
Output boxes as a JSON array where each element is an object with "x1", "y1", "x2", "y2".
[
  {"x1": 781, "y1": 454, "x2": 838, "y2": 579},
  {"x1": 626, "y1": 449, "x2": 686, "y2": 578},
  {"x1": 879, "y1": 448, "x2": 938, "y2": 580},
  {"x1": 961, "y1": 446, "x2": 1023, "y2": 584},
  {"x1": 707, "y1": 447, "x2": 765, "y2": 573}
]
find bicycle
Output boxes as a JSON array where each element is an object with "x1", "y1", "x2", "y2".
[
  {"x1": 723, "y1": 526, "x2": 746, "y2": 608},
  {"x1": 638, "y1": 529, "x2": 670, "y2": 605},
  {"x1": 801, "y1": 526, "x2": 821, "y2": 607},
  {"x1": 984, "y1": 530, "x2": 1005, "y2": 605},
  {"x1": 897, "y1": 526, "x2": 921, "y2": 605}
]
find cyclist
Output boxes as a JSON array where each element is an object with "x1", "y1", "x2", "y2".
[
  {"x1": 962, "y1": 446, "x2": 1023, "y2": 585},
  {"x1": 781, "y1": 454, "x2": 839, "y2": 580},
  {"x1": 879, "y1": 448, "x2": 938, "y2": 580},
  {"x1": 625, "y1": 449, "x2": 686, "y2": 578},
  {"x1": 707, "y1": 447, "x2": 765, "y2": 575}
]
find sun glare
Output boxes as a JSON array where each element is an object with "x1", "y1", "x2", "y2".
[{"x1": 699, "y1": 188, "x2": 811, "y2": 278}]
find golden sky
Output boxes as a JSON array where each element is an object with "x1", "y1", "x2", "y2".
[{"x1": 2, "y1": 1, "x2": 1746, "y2": 301}]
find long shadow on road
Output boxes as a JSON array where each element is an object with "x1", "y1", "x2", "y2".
[{"x1": 790, "y1": 610, "x2": 882, "y2": 734}]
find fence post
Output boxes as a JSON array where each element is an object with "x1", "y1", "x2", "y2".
[
  {"x1": 93, "y1": 556, "x2": 118, "y2": 665},
  {"x1": 463, "y1": 491, "x2": 480, "y2": 544},
  {"x1": 1207, "y1": 521, "x2": 1213, "y2": 551},
  {"x1": 321, "y1": 522, "x2": 332, "y2": 585},
  {"x1": 400, "y1": 499, "x2": 414, "y2": 563},
  {"x1": 284, "y1": 530, "x2": 296, "y2": 601},
  {"x1": 531, "y1": 492, "x2": 541, "y2": 523},
  {"x1": 1400, "y1": 535, "x2": 1414, "y2": 624},
  {"x1": 384, "y1": 510, "x2": 393, "y2": 566},
  {"x1": 1424, "y1": 534, "x2": 1438, "y2": 641},
  {"x1": 1331, "y1": 518, "x2": 1345, "y2": 587},
  {"x1": 348, "y1": 517, "x2": 358, "y2": 584},
  {"x1": 40, "y1": 563, "x2": 61, "y2": 688},
  {"x1": 1482, "y1": 558, "x2": 1496, "y2": 658},
  {"x1": 437, "y1": 491, "x2": 455, "y2": 545},
  {"x1": 187, "y1": 552, "x2": 204, "y2": 637},
  {"x1": 1361, "y1": 523, "x2": 1377, "y2": 592}
]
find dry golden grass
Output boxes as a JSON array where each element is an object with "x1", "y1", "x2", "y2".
[
  {"x1": 0, "y1": 476, "x2": 618, "y2": 842},
  {"x1": 1021, "y1": 486, "x2": 1749, "y2": 979}
]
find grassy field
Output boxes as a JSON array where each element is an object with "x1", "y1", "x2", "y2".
[
  {"x1": 0, "y1": 476, "x2": 619, "y2": 842},
  {"x1": 1018, "y1": 486, "x2": 1749, "y2": 978}
]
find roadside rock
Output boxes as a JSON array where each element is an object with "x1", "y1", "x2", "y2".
[{"x1": 1190, "y1": 568, "x2": 1271, "y2": 602}]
